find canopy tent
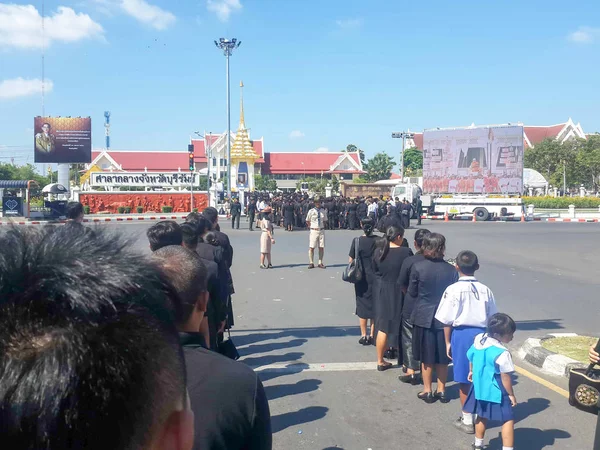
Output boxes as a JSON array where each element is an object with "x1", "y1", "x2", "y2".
[
  {"x1": 523, "y1": 168, "x2": 548, "y2": 189},
  {"x1": 0, "y1": 180, "x2": 32, "y2": 189}
]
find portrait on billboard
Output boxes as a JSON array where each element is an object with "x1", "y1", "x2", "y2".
[{"x1": 34, "y1": 116, "x2": 92, "y2": 164}]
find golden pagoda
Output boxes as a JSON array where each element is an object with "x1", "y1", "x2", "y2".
[{"x1": 230, "y1": 81, "x2": 259, "y2": 192}]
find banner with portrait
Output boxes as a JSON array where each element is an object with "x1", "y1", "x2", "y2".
[{"x1": 34, "y1": 116, "x2": 92, "y2": 163}]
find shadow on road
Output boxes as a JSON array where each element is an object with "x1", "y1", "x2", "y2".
[
  {"x1": 514, "y1": 397, "x2": 551, "y2": 424},
  {"x1": 515, "y1": 319, "x2": 564, "y2": 331},
  {"x1": 241, "y1": 351, "x2": 304, "y2": 368},
  {"x1": 488, "y1": 427, "x2": 570, "y2": 449},
  {"x1": 271, "y1": 406, "x2": 329, "y2": 433},
  {"x1": 264, "y1": 379, "x2": 322, "y2": 401},
  {"x1": 238, "y1": 338, "x2": 308, "y2": 357},
  {"x1": 233, "y1": 326, "x2": 361, "y2": 347}
]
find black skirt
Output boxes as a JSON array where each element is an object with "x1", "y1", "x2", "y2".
[
  {"x1": 412, "y1": 325, "x2": 450, "y2": 365},
  {"x1": 354, "y1": 279, "x2": 374, "y2": 319}
]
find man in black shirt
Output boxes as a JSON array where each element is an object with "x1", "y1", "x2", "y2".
[
  {"x1": 230, "y1": 198, "x2": 242, "y2": 229},
  {"x1": 153, "y1": 246, "x2": 272, "y2": 450}
]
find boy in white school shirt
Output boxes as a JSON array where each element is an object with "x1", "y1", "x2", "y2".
[{"x1": 435, "y1": 250, "x2": 497, "y2": 434}]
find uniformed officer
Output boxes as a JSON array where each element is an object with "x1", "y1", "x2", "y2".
[
  {"x1": 305, "y1": 196, "x2": 328, "y2": 269},
  {"x1": 35, "y1": 123, "x2": 56, "y2": 153}
]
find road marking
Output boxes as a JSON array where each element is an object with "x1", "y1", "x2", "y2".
[
  {"x1": 252, "y1": 361, "x2": 377, "y2": 373},
  {"x1": 514, "y1": 365, "x2": 569, "y2": 399}
]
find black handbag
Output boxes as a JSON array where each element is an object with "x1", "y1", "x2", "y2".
[
  {"x1": 217, "y1": 329, "x2": 240, "y2": 361},
  {"x1": 342, "y1": 237, "x2": 363, "y2": 284},
  {"x1": 568, "y1": 338, "x2": 600, "y2": 415}
]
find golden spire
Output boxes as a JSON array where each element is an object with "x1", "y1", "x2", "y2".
[
  {"x1": 231, "y1": 80, "x2": 257, "y2": 161},
  {"x1": 239, "y1": 80, "x2": 245, "y2": 129}
]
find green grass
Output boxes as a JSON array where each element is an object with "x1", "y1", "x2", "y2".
[{"x1": 542, "y1": 336, "x2": 598, "y2": 364}]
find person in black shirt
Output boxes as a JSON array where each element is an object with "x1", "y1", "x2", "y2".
[
  {"x1": 347, "y1": 199, "x2": 359, "y2": 230},
  {"x1": 248, "y1": 196, "x2": 257, "y2": 231},
  {"x1": 356, "y1": 198, "x2": 368, "y2": 223},
  {"x1": 409, "y1": 232, "x2": 459, "y2": 403},
  {"x1": 398, "y1": 228, "x2": 431, "y2": 384},
  {"x1": 348, "y1": 217, "x2": 378, "y2": 345},
  {"x1": 283, "y1": 199, "x2": 295, "y2": 232},
  {"x1": 372, "y1": 225, "x2": 413, "y2": 371},
  {"x1": 415, "y1": 196, "x2": 423, "y2": 225},
  {"x1": 230, "y1": 198, "x2": 242, "y2": 229},
  {"x1": 152, "y1": 245, "x2": 272, "y2": 450}
]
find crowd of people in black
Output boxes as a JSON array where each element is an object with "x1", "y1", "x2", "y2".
[{"x1": 237, "y1": 192, "x2": 423, "y2": 232}]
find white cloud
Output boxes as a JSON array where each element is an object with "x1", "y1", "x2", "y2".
[
  {"x1": 336, "y1": 18, "x2": 363, "y2": 29},
  {"x1": 0, "y1": 4, "x2": 104, "y2": 49},
  {"x1": 315, "y1": 147, "x2": 329, "y2": 153},
  {"x1": 207, "y1": 0, "x2": 242, "y2": 22},
  {"x1": 289, "y1": 130, "x2": 305, "y2": 139},
  {"x1": 567, "y1": 26, "x2": 600, "y2": 44},
  {"x1": 0, "y1": 78, "x2": 53, "y2": 100},
  {"x1": 120, "y1": 0, "x2": 176, "y2": 30}
]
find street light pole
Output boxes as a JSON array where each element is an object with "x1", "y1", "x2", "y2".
[
  {"x1": 215, "y1": 38, "x2": 241, "y2": 202},
  {"x1": 391, "y1": 131, "x2": 415, "y2": 182}
]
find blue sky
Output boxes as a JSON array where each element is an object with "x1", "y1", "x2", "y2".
[{"x1": 1, "y1": 0, "x2": 600, "y2": 166}]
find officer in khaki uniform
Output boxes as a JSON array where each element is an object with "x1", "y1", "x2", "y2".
[
  {"x1": 35, "y1": 123, "x2": 56, "y2": 153},
  {"x1": 305, "y1": 196, "x2": 328, "y2": 269}
]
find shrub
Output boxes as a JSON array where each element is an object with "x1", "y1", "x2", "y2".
[
  {"x1": 523, "y1": 196, "x2": 600, "y2": 209},
  {"x1": 162, "y1": 206, "x2": 173, "y2": 213},
  {"x1": 124, "y1": 207, "x2": 131, "y2": 214},
  {"x1": 117, "y1": 206, "x2": 125, "y2": 214},
  {"x1": 83, "y1": 205, "x2": 90, "y2": 214},
  {"x1": 136, "y1": 206, "x2": 144, "y2": 214}
]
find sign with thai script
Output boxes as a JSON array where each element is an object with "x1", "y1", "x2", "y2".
[{"x1": 90, "y1": 172, "x2": 201, "y2": 187}]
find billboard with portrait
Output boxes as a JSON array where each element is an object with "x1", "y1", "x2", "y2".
[
  {"x1": 34, "y1": 116, "x2": 92, "y2": 163},
  {"x1": 422, "y1": 125, "x2": 524, "y2": 194}
]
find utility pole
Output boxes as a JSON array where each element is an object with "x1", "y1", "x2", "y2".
[
  {"x1": 214, "y1": 38, "x2": 241, "y2": 201},
  {"x1": 392, "y1": 131, "x2": 414, "y2": 181}
]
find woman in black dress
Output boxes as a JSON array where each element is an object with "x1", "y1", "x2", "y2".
[
  {"x1": 409, "y1": 232, "x2": 458, "y2": 403},
  {"x1": 373, "y1": 225, "x2": 413, "y2": 371},
  {"x1": 398, "y1": 228, "x2": 430, "y2": 384},
  {"x1": 348, "y1": 218, "x2": 378, "y2": 346},
  {"x1": 283, "y1": 200, "x2": 295, "y2": 231}
]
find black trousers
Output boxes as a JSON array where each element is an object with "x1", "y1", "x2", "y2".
[
  {"x1": 231, "y1": 214, "x2": 240, "y2": 229},
  {"x1": 248, "y1": 214, "x2": 255, "y2": 230}
]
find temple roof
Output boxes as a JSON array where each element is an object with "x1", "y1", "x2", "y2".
[{"x1": 231, "y1": 81, "x2": 259, "y2": 160}]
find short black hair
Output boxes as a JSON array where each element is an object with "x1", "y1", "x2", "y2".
[
  {"x1": 152, "y1": 246, "x2": 208, "y2": 324},
  {"x1": 487, "y1": 313, "x2": 517, "y2": 337},
  {"x1": 414, "y1": 228, "x2": 430, "y2": 248},
  {"x1": 186, "y1": 213, "x2": 211, "y2": 237},
  {"x1": 422, "y1": 232, "x2": 446, "y2": 260},
  {"x1": 456, "y1": 250, "x2": 479, "y2": 275},
  {"x1": 147, "y1": 220, "x2": 182, "y2": 251},
  {"x1": 202, "y1": 207, "x2": 219, "y2": 225},
  {"x1": 0, "y1": 225, "x2": 186, "y2": 450},
  {"x1": 66, "y1": 201, "x2": 84, "y2": 220},
  {"x1": 180, "y1": 222, "x2": 199, "y2": 249}
]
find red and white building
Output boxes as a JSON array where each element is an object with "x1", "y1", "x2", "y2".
[{"x1": 406, "y1": 118, "x2": 588, "y2": 150}]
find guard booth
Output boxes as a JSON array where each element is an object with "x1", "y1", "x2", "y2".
[{"x1": 0, "y1": 180, "x2": 37, "y2": 218}]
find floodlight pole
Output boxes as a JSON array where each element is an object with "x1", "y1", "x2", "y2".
[
  {"x1": 392, "y1": 131, "x2": 415, "y2": 182},
  {"x1": 215, "y1": 38, "x2": 241, "y2": 202}
]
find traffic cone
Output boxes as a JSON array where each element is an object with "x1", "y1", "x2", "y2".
[
  {"x1": 521, "y1": 211, "x2": 525, "y2": 222},
  {"x1": 472, "y1": 212, "x2": 477, "y2": 222},
  {"x1": 444, "y1": 211, "x2": 449, "y2": 222}
]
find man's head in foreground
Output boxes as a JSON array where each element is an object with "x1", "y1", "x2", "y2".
[{"x1": 0, "y1": 225, "x2": 193, "y2": 450}]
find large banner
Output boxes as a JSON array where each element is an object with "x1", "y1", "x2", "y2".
[
  {"x1": 90, "y1": 172, "x2": 201, "y2": 188},
  {"x1": 34, "y1": 116, "x2": 92, "y2": 163},
  {"x1": 423, "y1": 126, "x2": 524, "y2": 194}
]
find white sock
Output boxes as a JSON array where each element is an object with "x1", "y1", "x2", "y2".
[
  {"x1": 502, "y1": 447, "x2": 513, "y2": 450},
  {"x1": 462, "y1": 411, "x2": 474, "y2": 425},
  {"x1": 475, "y1": 438, "x2": 484, "y2": 447}
]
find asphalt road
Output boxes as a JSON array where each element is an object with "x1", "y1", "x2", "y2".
[{"x1": 111, "y1": 220, "x2": 599, "y2": 449}]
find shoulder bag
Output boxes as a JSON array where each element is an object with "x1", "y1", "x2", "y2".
[
  {"x1": 342, "y1": 237, "x2": 364, "y2": 283},
  {"x1": 568, "y1": 338, "x2": 600, "y2": 415}
]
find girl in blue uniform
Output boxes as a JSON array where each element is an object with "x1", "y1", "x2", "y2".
[{"x1": 464, "y1": 313, "x2": 517, "y2": 450}]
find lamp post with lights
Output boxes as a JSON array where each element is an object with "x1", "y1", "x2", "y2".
[
  {"x1": 392, "y1": 131, "x2": 415, "y2": 181},
  {"x1": 214, "y1": 38, "x2": 241, "y2": 201}
]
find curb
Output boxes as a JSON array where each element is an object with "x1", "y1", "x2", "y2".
[
  {"x1": 547, "y1": 218, "x2": 599, "y2": 223},
  {"x1": 517, "y1": 333, "x2": 586, "y2": 378},
  {"x1": 0, "y1": 215, "x2": 190, "y2": 226}
]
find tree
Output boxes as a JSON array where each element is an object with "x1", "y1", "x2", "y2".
[
  {"x1": 403, "y1": 148, "x2": 423, "y2": 175},
  {"x1": 254, "y1": 174, "x2": 277, "y2": 192},
  {"x1": 0, "y1": 163, "x2": 52, "y2": 188},
  {"x1": 576, "y1": 135, "x2": 600, "y2": 191},
  {"x1": 363, "y1": 152, "x2": 395, "y2": 182},
  {"x1": 331, "y1": 174, "x2": 340, "y2": 193},
  {"x1": 344, "y1": 144, "x2": 365, "y2": 164}
]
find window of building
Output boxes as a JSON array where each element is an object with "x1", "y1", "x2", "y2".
[{"x1": 340, "y1": 173, "x2": 353, "y2": 180}]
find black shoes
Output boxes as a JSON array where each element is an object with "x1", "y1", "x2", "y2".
[
  {"x1": 383, "y1": 348, "x2": 397, "y2": 359},
  {"x1": 417, "y1": 391, "x2": 437, "y2": 404},
  {"x1": 365, "y1": 336, "x2": 374, "y2": 346},
  {"x1": 377, "y1": 362, "x2": 393, "y2": 372},
  {"x1": 398, "y1": 373, "x2": 421, "y2": 385},
  {"x1": 435, "y1": 391, "x2": 450, "y2": 404},
  {"x1": 358, "y1": 336, "x2": 368, "y2": 345}
]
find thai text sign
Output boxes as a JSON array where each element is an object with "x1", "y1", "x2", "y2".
[{"x1": 90, "y1": 172, "x2": 201, "y2": 187}]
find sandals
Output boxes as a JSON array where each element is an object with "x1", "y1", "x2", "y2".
[{"x1": 377, "y1": 362, "x2": 393, "y2": 372}]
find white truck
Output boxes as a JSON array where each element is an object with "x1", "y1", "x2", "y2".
[{"x1": 392, "y1": 125, "x2": 525, "y2": 221}]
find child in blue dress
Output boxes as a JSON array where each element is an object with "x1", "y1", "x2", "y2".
[{"x1": 464, "y1": 313, "x2": 517, "y2": 450}]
